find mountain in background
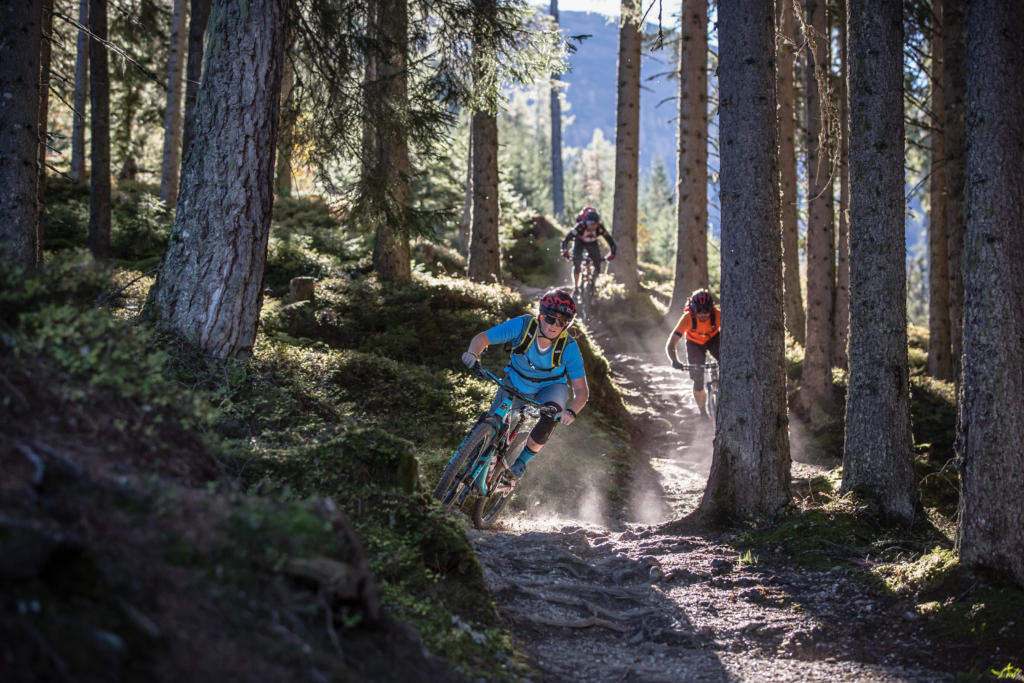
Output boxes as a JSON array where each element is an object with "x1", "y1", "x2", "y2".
[{"x1": 558, "y1": 10, "x2": 679, "y2": 181}]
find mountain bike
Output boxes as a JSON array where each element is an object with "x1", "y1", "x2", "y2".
[
  {"x1": 679, "y1": 360, "x2": 721, "y2": 425},
  {"x1": 576, "y1": 252, "x2": 597, "y2": 324},
  {"x1": 432, "y1": 365, "x2": 560, "y2": 529}
]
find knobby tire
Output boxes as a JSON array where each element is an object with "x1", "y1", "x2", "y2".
[
  {"x1": 472, "y1": 466, "x2": 514, "y2": 529},
  {"x1": 433, "y1": 422, "x2": 494, "y2": 510}
]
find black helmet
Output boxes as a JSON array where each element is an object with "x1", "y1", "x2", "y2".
[
  {"x1": 583, "y1": 208, "x2": 600, "y2": 224},
  {"x1": 688, "y1": 289, "x2": 714, "y2": 314}
]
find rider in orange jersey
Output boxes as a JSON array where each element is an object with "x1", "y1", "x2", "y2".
[{"x1": 665, "y1": 289, "x2": 721, "y2": 419}]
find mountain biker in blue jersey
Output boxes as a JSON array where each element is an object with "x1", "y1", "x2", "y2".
[
  {"x1": 460, "y1": 289, "x2": 589, "y2": 484},
  {"x1": 560, "y1": 206, "x2": 617, "y2": 297}
]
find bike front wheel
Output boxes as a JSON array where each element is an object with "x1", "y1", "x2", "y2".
[
  {"x1": 434, "y1": 422, "x2": 494, "y2": 511},
  {"x1": 472, "y1": 474, "x2": 514, "y2": 529},
  {"x1": 707, "y1": 383, "x2": 719, "y2": 426}
]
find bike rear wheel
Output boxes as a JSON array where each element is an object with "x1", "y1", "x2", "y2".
[
  {"x1": 707, "y1": 382, "x2": 719, "y2": 425},
  {"x1": 434, "y1": 422, "x2": 494, "y2": 510}
]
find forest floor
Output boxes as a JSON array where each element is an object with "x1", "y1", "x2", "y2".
[{"x1": 468, "y1": 309, "x2": 965, "y2": 682}]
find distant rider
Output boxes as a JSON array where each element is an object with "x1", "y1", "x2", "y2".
[
  {"x1": 560, "y1": 206, "x2": 617, "y2": 296},
  {"x1": 665, "y1": 289, "x2": 721, "y2": 419},
  {"x1": 460, "y1": 289, "x2": 589, "y2": 483}
]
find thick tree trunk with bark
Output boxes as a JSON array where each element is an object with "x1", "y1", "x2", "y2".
[
  {"x1": 699, "y1": 0, "x2": 790, "y2": 522},
  {"x1": 146, "y1": 0, "x2": 287, "y2": 358},
  {"x1": 0, "y1": 0, "x2": 42, "y2": 271},
  {"x1": 833, "y1": 1, "x2": 850, "y2": 370},
  {"x1": 943, "y1": 0, "x2": 966, "y2": 387},
  {"x1": 70, "y1": 0, "x2": 89, "y2": 183},
  {"x1": 777, "y1": 0, "x2": 804, "y2": 345},
  {"x1": 468, "y1": 110, "x2": 501, "y2": 282},
  {"x1": 842, "y1": 0, "x2": 915, "y2": 523},
  {"x1": 88, "y1": 0, "x2": 111, "y2": 260},
  {"x1": 549, "y1": 1, "x2": 565, "y2": 219},
  {"x1": 928, "y1": 1, "x2": 952, "y2": 381},
  {"x1": 181, "y1": 0, "x2": 211, "y2": 156},
  {"x1": 669, "y1": 0, "x2": 708, "y2": 316},
  {"x1": 368, "y1": 0, "x2": 411, "y2": 281},
  {"x1": 611, "y1": 0, "x2": 641, "y2": 296},
  {"x1": 956, "y1": 0, "x2": 1024, "y2": 587},
  {"x1": 798, "y1": 0, "x2": 835, "y2": 422},
  {"x1": 160, "y1": 0, "x2": 188, "y2": 206}
]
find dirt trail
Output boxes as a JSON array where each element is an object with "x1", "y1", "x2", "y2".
[{"x1": 468, "y1": 315, "x2": 956, "y2": 682}]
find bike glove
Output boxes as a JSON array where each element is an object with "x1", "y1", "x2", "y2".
[
  {"x1": 606, "y1": 252, "x2": 616, "y2": 261},
  {"x1": 672, "y1": 360, "x2": 685, "y2": 370},
  {"x1": 560, "y1": 250, "x2": 570, "y2": 260}
]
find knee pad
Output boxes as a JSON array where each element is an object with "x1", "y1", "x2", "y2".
[{"x1": 529, "y1": 402, "x2": 562, "y2": 444}]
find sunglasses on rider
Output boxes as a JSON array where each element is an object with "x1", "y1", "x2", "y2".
[{"x1": 542, "y1": 314, "x2": 569, "y2": 328}]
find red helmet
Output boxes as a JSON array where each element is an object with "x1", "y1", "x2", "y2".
[
  {"x1": 688, "y1": 289, "x2": 714, "y2": 314},
  {"x1": 539, "y1": 288, "x2": 576, "y2": 322}
]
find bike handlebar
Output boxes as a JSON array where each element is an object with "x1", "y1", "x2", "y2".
[
  {"x1": 470, "y1": 363, "x2": 560, "y2": 417},
  {"x1": 677, "y1": 361, "x2": 720, "y2": 372}
]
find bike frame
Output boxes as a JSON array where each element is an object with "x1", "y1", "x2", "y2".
[
  {"x1": 680, "y1": 361, "x2": 721, "y2": 423},
  {"x1": 463, "y1": 367, "x2": 551, "y2": 497}
]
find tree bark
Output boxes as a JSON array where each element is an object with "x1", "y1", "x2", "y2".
[
  {"x1": 833, "y1": 2, "x2": 850, "y2": 370},
  {"x1": 942, "y1": 0, "x2": 966, "y2": 388},
  {"x1": 181, "y1": 0, "x2": 211, "y2": 156},
  {"x1": 956, "y1": 0, "x2": 1024, "y2": 587},
  {"x1": 669, "y1": 0, "x2": 708, "y2": 316},
  {"x1": 927, "y1": 0, "x2": 952, "y2": 381},
  {"x1": 37, "y1": 0, "x2": 54, "y2": 228},
  {"x1": 368, "y1": 0, "x2": 411, "y2": 281},
  {"x1": 0, "y1": 0, "x2": 42, "y2": 272},
  {"x1": 160, "y1": 0, "x2": 188, "y2": 206},
  {"x1": 798, "y1": 0, "x2": 836, "y2": 423},
  {"x1": 146, "y1": 0, "x2": 287, "y2": 358},
  {"x1": 275, "y1": 51, "x2": 296, "y2": 197},
  {"x1": 70, "y1": 0, "x2": 89, "y2": 183},
  {"x1": 842, "y1": 0, "x2": 915, "y2": 523},
  {"x1": 468, "y1": 110, "x2": 501, "y2": 282},
  {"x1": 88, "y1": 0, "x2": 111, "y2": 260},
  {"x1": 777, "y1": 0, "x2": 804, "y2": 345},
  {"x1": 699, "y1": 0, "x2": 790, "y2": 522},
  {"x1": 610, "y1": 0, "x2": 641, "y2": 296},
  {"x1": 549, "y1": 1, "x2": 565, "y2": 219}
]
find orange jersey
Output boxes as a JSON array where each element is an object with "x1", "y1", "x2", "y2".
[{"x1": 673, "y1": 307, "x2": 721, "y2": 344}]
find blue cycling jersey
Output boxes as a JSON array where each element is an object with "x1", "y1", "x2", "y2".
[{"x1": 485, "y1": 314, "x2": 586, "y2": 394}]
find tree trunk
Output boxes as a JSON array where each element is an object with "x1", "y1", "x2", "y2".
[
  {"x1": 699, "y1": 0, "x2": 790, "y2": 522},
  {"x1": 88, "y1": 0, "x2": 111, "y2": 260},
  {"x1": 833, "y1": 0, "x2": 850, "y2": 370},
  {"x1": 160, "y1": 0, "x2": 188, "y2": 206},
  {"x1": 458, "y1": 129, "x2": 472, "y2": 257},
  {"x1": 468, "y1": 110, "x2": 501, "y2": 282},
  {"x1": 368, "y1": 0, "x2": 411, "y2": 281},
  {"x1": 549, "y1": 1, "x2": 565, "y2": 219},
  {"x1": 146, "y1": 0, "x2": 287, "y2": 358},
  {"x1": 70, "y1": 0, "x2": 89, "y2": 183},
  {"x1": 0, "y1": 0, "x2": 42, "y2": 272},
  {"x1": 669, "y1": 0, "x2": 708, "y2": 316},
  {"x1": 611, "y1": 0, "x2": 641, "y2": 296},
  {"x1": 842, "y1": 0, "x2": 915, "y2": 523},
  {"x1": 275, "y1": 51, "x2": 296, "y2": 197},
  {"x1": 798, "y1": 0, "x2": 831, "y2": 421},
  {"x1": 798, "y1": 0, "x2": 835, "y2": 423},
  {"x1": 778, "y1": 0, "x2": 804, "y2": 346},
  {"x1": 181, "y1": 0, "x2": 211, "y2": 156},
  {"x1": 956, "y1": 0, "x2": 1024, "y2": 587},
  {"x1": 37, "y1": 0, "x2": 54, "y2": 228},
  {"x1": 927, "y1": 0, "x2": 952, "y2": 381},
  {"x1": 942, "y1": 0, "x2": 966, "y2": 388}
]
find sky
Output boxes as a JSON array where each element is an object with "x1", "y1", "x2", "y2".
[{"x1": 533, "y1": 0, "x2": 620, "y2": 17}]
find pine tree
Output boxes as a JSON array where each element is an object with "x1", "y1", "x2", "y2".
[
  {"x1": 956, "y1": 0, "x2": 1024, "y2": 586},
  {"x1": 88, "y1": 0, "x2": 112, "y2": 259},
  {"x1": 777, "y1": 0, "x2": 805, "y2": 345},
  {"x1": 699, "y1": 0, "x2": 790, "y2": 521},
  {"x1": 610, "y1": 0, "x2": 642, "y2": 295},
  {"x1": 842, "y1": 0, "x2": 916, "y2": 523}
]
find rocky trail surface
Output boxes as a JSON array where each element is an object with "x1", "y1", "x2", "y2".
[{"x1": 468, "y1": 319, "x2": 958, "y2": 682}]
